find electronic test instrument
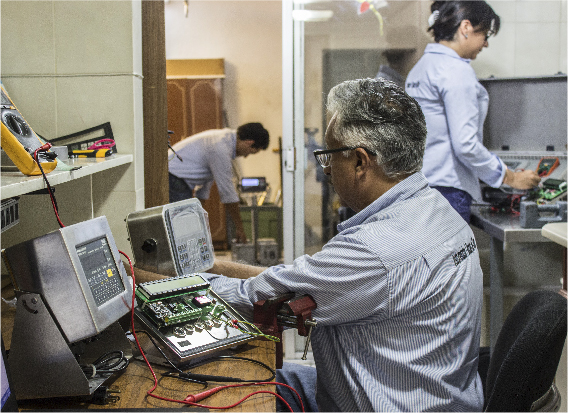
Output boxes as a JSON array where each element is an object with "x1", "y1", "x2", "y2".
[
  {"x1": 2, "y1": 217, "x2": 133, "y2": 401},
  {"x1": 126, "y1": 198, "x2": 257, "y2": 365}
]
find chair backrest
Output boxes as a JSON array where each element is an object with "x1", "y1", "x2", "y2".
[{"x1": 484, "y1": 289, "x2": 567, "y2": 412}]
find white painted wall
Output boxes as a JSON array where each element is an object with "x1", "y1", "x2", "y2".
[{"x1": 165, "y1": 0, "x2": 283, "y2": 201}]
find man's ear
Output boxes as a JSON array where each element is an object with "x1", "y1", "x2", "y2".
[
  {"x1": 241, "y1": 140, "x2": 258, "y2": 153},
  {"x1": 354, "y1": 148, "x2": 371, "y2": 176}
]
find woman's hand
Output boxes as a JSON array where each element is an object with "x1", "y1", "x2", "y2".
[{"x1": 503, "y1": 168, "x2": 541, "y2": 190}]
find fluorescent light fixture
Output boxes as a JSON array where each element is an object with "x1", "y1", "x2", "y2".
[
  {"x1": 292, "y1": 9, "x2": 334, "y2": 22},
  {"x1": 293, "y1": 0, "x2": 330, "y2": 3}
]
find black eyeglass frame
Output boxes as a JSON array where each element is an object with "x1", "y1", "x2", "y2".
[
  {"x1": 313, "y1": 146, "x2": 377, "y2": 168},
  {"x1": 476, "y1": 28, "x2": 494, "y2": 42}
]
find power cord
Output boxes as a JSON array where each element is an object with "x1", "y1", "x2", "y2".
[
  {"x1": 33, "y1": 143, "x2": 64, "y2": 228},
  {"x1": 130, "y1": 330, "x2": 192, "y2": 377},
  {"x1": 80, "y1": 350, "x2": 130, "y2": 378},
  {"x1": 133, "y1": 330, "x2": 276, "y2": 384}
]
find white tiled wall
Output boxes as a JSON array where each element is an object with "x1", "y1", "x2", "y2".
[
  {"x1": 0, "y1": 0, "x2": 144, "y2": 255},
  {"x1": 52, "y1": 1, "x2": 136, "y2": 75},
  {"x1": 474, "y1": 0, "x2": 567, "y2": 77}
]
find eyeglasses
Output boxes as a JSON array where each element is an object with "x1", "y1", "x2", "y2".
[
  {"x1": 313, "y1": 146, "x2": 377, "y2": 168},
  {"x1": 483, "y1": 29, "x2": 495, "y2": 42},
  {"x1": 474, "y1": 28, "x2": 493, "y2": 42}
]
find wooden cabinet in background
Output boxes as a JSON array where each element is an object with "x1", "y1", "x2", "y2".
[
  {"x1": 166, "y1": 77, "x2": 224, "y2": 146},
  {"x1": 166, "y1": 59, "x2": 228, "y2": 250}
]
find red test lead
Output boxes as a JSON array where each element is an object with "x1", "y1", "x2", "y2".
[{"x1": 184, "y1": 386, "x2": 225, "y2": 403}]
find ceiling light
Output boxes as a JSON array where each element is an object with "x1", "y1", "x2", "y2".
[{"x1": 292, "y1": 10, "x2": 334, "y2": 22}]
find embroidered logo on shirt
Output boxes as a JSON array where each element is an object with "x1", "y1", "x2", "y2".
[
  {"x1": 452, "y1": 237, "x2": 477, "y2": 266},
  {"x1": 406, "y1": 81, "x2": 420, "y2": 88}
]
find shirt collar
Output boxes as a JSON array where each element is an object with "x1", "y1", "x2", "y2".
[
  {"x1": 425, "y1": 42, "x2": 471, "y2": 64},
  {"x1": 337, "y1": 172, "x2": 430, "y2": 231}
]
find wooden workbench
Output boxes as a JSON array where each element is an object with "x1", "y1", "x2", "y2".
[{"x1": 1, "y1": 285, "x2": 277, "y2": 412}]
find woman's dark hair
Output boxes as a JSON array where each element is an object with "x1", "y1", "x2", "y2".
[{"x1": 428, "y1": 1, "x2": 500, "y2": 42}]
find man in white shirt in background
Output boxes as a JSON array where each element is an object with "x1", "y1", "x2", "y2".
[{"x1": 168, "y1": 123, "x2": 269, "y2": 244}]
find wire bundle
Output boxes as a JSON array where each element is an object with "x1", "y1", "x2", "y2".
[
  {"x1": 33, "y1": 143, "x2": 65, "y2": 228},
  {"x1": 80, "y1": 351, "x2": 130, "y2": 379}
]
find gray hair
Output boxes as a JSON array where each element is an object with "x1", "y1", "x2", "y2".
[{"x1": 326, "y1": 77, "x2": 427, "y2": 179}]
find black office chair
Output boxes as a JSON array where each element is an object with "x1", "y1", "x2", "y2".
[{"x1": 479, "y1": 289, "x2": 567, "y2": 412}]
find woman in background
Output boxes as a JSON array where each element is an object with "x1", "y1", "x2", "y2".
[{"x1": 406, "y1": 1, "x2": 540, "y2": 223}]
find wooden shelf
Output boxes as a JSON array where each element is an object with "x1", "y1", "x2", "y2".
[
  {"x1": 1, "y1": 154, "x2": 133, "y2": 200},
  {"x1": 166, "y1": 58, "x2": 225, "y2": 78}
]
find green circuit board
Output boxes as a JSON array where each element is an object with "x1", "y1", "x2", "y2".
[
  {"x1": 136, "y1": 281, "x2": 227, "y2": 328},
  {"x1": 540, "y1": 178, "x2": 567, "y2": 200}
]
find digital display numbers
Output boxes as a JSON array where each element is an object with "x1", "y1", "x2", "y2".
[
  {"x1": 165, "y1": 206, "x2": 213, "y2": 275},
  {"x1": 141, "y1": 275, "x2": 207, "y2": 296},
  {"x1": 242, "y1": 178, "x2": 260, "y2": 187},
  {"x1": 240, "y1": 177, "x2": 266, "y2": 192},
  {"x1": 77, "y1": 237, "x2": 124, "y2": 307}
]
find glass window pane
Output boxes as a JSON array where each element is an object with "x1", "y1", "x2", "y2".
[{"x1": 300, "y1": 1, "x2": 424, "y2": 253}]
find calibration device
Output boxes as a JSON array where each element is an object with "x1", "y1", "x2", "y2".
[
  {"x1": 134, "y1": 274, "x2": 257, "y2": 364},
  {"x1": 126, "y1": 198, "x2": 256, "y2": 365},
  {"x1": 126, "y1": 198, "x2": 214, "y2": 277},
  {"x1": 2, "y1": 217, "x2": 133, "y2": 401}
]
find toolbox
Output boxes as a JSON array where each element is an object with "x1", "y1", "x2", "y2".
[{"x1": 49, "y1": 122, "x2": 116, "y2": 158}]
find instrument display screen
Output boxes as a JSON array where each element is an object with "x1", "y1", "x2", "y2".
[
  {"x1": 77, "y1": 236, "x2": 125, "y2": 307},
  {"x1": 165, "y1": 203, "x2": 213, "y2": 276}
]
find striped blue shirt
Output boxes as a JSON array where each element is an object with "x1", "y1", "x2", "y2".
[
  {"x1": 168, "y1": 129, "x2": 239, "y2": 203},
  {"x1": 202, "y1": 173, "x2": 484, "y2": 411},
  {"x1": 406, "y1": 43, "x2": 506, "y2": 201}
]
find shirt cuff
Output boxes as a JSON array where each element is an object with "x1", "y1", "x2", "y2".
[{"x1": 495, "y1": 157, "x2": 507, "y2": 187}]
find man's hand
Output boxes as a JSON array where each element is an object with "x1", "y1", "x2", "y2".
[
  {"x1": 234, "y1": 228, "x2": 248, "y2": 244},
  {"x1": 225, "y1": 202, "x2": 248, "y2": 244},
  {"x1": 503, "y1": 168, "x2": 541, "y2": 190}
]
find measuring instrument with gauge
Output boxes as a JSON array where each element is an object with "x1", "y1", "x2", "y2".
[{"x1": 0, "y1": 83, "x2": 57, "y2": 175}]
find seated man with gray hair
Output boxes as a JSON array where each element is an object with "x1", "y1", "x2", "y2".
[{"x1": 138, "y1": 78, "x2": 484, "y2": 411}]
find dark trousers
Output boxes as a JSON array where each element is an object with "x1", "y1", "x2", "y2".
[
  {"x1": 276, "y1": 363, "x2": 318, "y2": 412},
  {"x1": 431, "y1": 186, "x2": 473, "y2": 223},
  {"x1": 169, "y1": 173, "x2": 194, "y2": 203}
]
